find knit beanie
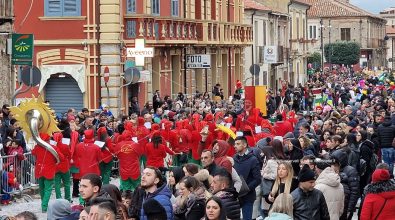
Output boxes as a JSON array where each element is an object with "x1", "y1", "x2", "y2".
[
  {"x1": 47, "y1": 199, "x2": 72, "y2": 220},
  {"x1": 372, "y1": 169, "x2": 390, "y2": 183},
  {"x1": 298, "y1": 164, "x2": 316, "y2": 182}
]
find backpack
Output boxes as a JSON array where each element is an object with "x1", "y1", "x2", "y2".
[{"x1": 369, "y1": 152, "x2": 379, "y2": 171}]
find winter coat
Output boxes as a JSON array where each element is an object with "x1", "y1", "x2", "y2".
[
  {"x1": 173, "y1": 186, "x2": 206, "y2": 220},
  {"x1": 213, "y1": 140, "x2": 233, "y2": 174},
  {"x1": 358, "y1": 140, "x2": 375, "y2": 189},
  {"x1": 233, "y1": 149, "x2": 262, "y2": 204},
  {"x1": 273, "y1": 121, "x2": 293, "y2": 137},
  {"x1": 331, "y1": 149, "x2": 360, "y2": 215},
  {"x1": 360, "y1": 180, "x2": 395, "y2": 220},
  {"x1": 145, "y1": 143, "x2": 174, "y2": 168},
  {"x1": 377, "y1": 119, "x2": 395, "y2": 148},
  {"x1": 32, "y1": 136, "x2": 63, "y2": 180},
  {"x1": 53, "y1": 133, "x2": 71, "y2": 174},
  {"x1": 214, "y1": 188, "x2": 240, "y2": 220},
  {"x1": 73, "y1": 130, "x2": 101, "y2": 178},
  {"x1": 140, "y1": 184, "x2": 173, "y2": 220},
  {"x1": 315, "y1": 167, "x2": 344, "y2": 220},
  {"x1": 113, "y1": 139, "x2": 142, "y2": 180},
  {"x1": 264, "y1": 213, "x2": 293, "y2": 220},
  {"x1": 291, "y1": 188, "x2": 330, "y2": 220}
]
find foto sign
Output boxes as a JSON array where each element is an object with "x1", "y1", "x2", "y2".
[
  {"x1": 12, "y1": 34, "x2": 34, "y2": 66},
  {"x1": 127, "y1": 39, "x2": 154, "y2": 66},
  {"x1": 186, "y1": 54, "x2": 211, "y2": 69}
]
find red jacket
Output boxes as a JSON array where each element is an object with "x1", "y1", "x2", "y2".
[
  {"x1": 97, "y1": 127, "x2": 114, "y2": 164},
  {"x1": 145, "y1": 142, "x2": 174, "y2": 168},
  {"x1": 53, "y1": 133, "x2": 71, "y2": 173},
  {"x1": 273, "y1": 121, "x2": 293, "y2": 136},
  {"x1": 213, "y1": 140, "x2": 232, "y2": 174},
  {"x1": 32, "y1": 134, "x2": 63, "y2": 179},
  {"x1": 73, "y1": 130, "x2": 101, "y2": 178},
  {"x1": 360, "y1": 182, "x2": 395, "y2": 220},
  {"x1": 113, "y1": 140, "x2": 142, "y2": 180}
]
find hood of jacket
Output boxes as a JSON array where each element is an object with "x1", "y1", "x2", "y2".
[
  {"x1": 53, "y1": 132, "x2": 63, "y2": 145},
  {"x1": 214, "y1": 140, "x2": 230, "y2": 158},
  {"x1": 214, "y1": 187, "x2": 238, "y2": 199},
  {"x1": 331, "y1": 149, "x2": 348, "y2": 168},
  {"x1": 84, "y1": 129, "x2": 95, "y2": 143},
  {"x1": 194, "y1": 169, "x2": 212, "y2": 184},
  {"x1": 262, "y1": 159, "x2": 278, "y2": 180},
  {"x1": 146, "y1": 183, "x2": 172, "y2": 200},
  {"x1": 365, "y1": 180, "x2": 395, "y2": 199},
  {"x1": 316, "y1": 167, "x2": 341, "y2": 187},
  {"x1": 97, "y1": 127, "x2": 108, "y2": 141},
  {"x1": 47, "y1": 199, "x2": 72, "y2": 220}
]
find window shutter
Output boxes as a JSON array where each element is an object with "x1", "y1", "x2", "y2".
[
  {"x1": 46, "y1": 0, "x2": 62, "y2": 16},
  {"x1": 63, "y1": 0, "x2": 80, "y2": 16}
]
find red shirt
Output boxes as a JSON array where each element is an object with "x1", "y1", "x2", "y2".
[
  {"x1": 73, "y1": 139, "x2": 101, "y2": 178},
  {"x1": 113, "y1": 140, "x2": 142, "y2": 180},
  {"x1": 32, "y1": 144, "x2": 61, "y2": 179},
  {"x1": 145, "y1": 143, "x2": 174, "y2": 168}
]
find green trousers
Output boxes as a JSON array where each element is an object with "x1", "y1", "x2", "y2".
[
  {"x1": 120, "y1": 177, "x2": 141, "y2": 191},
  {"x1": 55, "y1": 171, "x2": 71, "y2": 202},
  {"x1": 38, "y1": 177, "x2": 54, "y2": 212},
  {"x1": 100, "y1": 161, "x2": 113, "y2": 185}
]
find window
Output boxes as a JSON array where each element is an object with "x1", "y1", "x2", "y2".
[
  {"x1": 296, "y1": 18, "x2": 300, "y2": 39},
  {"x1": 126, "y1": 0, "x2": 136, "y2": 14},
  {"x1": 171, "y1": 0, "x2": 179, "y2": 16},
  {"x1": 309, "y1": 25, "x2": 317, "y2": 39},
  {"x1": 152, "y1": 0, "x2": 160, "y2": 15},
  {"x1": 126, "y1": 20, "x2": 136, "y2": 38},
  {"x1": 44, "y1": 0, "x2": 81, "y2": 16},
  {"x1": 341, "y1": 28, "x2": 351, "y2": 41}
]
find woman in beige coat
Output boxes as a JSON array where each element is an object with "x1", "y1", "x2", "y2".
[{"x1": 315, "y1": 165, "x2": 344, "y2": 220}]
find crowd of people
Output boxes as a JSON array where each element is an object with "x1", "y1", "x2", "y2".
[{"x1": 1, "y1": 68, "x2": 395, "y2": 220}]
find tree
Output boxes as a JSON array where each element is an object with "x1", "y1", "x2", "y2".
[
  {"x1": 307, "y1": 52, "x2": 322, "y2": 69},
  {"x1": 324, "y1": 41, "x2": 360, "y2": 66}
]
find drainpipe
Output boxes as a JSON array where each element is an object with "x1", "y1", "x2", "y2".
[
  {"x1": 96, "y1": 0, "x2": 101, "y2": 109},
  {"x1": 251, "y1": 10, "x2": 256, "y2": 86},
  {"x1": 183, "y1": 0, "x2": 187, "y2": 95}
]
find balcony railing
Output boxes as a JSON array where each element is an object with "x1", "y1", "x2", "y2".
[
  {"x1": 124, "y1": 16, "x2": 252, "y2": 45},
  {"x1": 0, "y1": 0, "x2": 13, "y2": 18}
]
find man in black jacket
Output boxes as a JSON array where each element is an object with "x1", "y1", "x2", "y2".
[
  {"x1": 377, "y1": 116, "x2": 395, "y2": 174},
  {"x1": 331, "y1": 150, "x2": 360, "y2": 220},
  {"x1": 291, "y1": 164, "x2": 330, "y2": 220},
  {"x1": 211, "y1": 171, "x2": 240, "y2": 220},
  {"x1": 233, "y1": 136, "x2": 261, "y2": 220}
]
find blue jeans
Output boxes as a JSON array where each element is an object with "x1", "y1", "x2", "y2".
[
  {"x1": 241, "y1": 202, "x2": 254, "y2": 220},
  {"x1": 381, "y1": 148, "x2": 395, "y2": 175}
]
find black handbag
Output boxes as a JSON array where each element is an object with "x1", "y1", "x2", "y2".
[{"x1": 238, "y1": 176, "x2": 250, "y2": 198}]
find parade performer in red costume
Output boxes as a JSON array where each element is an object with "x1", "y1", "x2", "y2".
[
  {"x1": 53, "y1": 132, "x2": 71, "y2": 202},
  {"x1": 97, "y1": 126, "x2": 115, "y2": 184}
]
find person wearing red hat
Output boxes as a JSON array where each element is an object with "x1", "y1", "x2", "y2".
[
  {"x1": 113, "y1": 130, "x2": 143, "y2": 191},
  {"x1": 32, "y1": 133, "x2": 64, "y2": 212},
  {"x1": 97, "y1": 126, "x2": 115, "y2": 184},
  {"x1": 53, "y1": 132, "x2": 72, "y2": 202},
  {"x1": 360, "y1": 169, "x2": 395, "y2": 220},
  {"x1": 145, "y1": 131, "x2": 175, "y2": 169},
  {"x1": 73, "y1": 129, "x2": 101, "y2": 177}
]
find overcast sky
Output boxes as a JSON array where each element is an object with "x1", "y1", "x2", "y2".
[{"x1": 350, "y1": 0, "x2": 394, "y2": 14}]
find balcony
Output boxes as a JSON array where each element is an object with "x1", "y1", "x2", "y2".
[
  {"x1": 0, "y1": 0, "x2": 13, "y2": 25},
  {"x1": 124, "y1": 16, "x2": 252, "y2": 46},
  {"x1": 366, "y1": 38, "x2": 386, "y2": 49}
]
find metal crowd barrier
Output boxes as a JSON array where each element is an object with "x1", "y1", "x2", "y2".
[{"x1": 0, "y1": 152, "x2": 119, "y2": 200}]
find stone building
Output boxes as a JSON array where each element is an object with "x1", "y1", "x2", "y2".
[
  {"x1": 0, "y1": 0, "x2": 14, "y2": 105},
  {"x1": 306, "y1": 0, "x2": 387, "y2": 69},
  {"x1": 13, "y1": 0, "x2": 252, "y2": 116},
  {"x1": 380, "y1": 7, "x2": 395, "y2": 70}
]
